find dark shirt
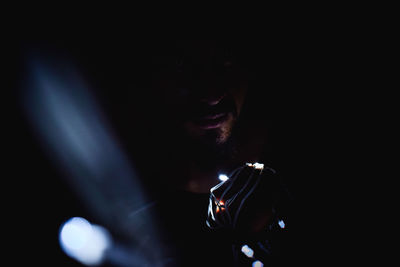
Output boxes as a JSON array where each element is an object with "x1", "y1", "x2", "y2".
[{"x1": 145, "y1": 167, "x2": 297, "y2": 267}]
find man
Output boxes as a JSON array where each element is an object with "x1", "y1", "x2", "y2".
[
  {"x1": 20, "y1": 38, "x2": 295, "y2": 266},
  {"x1": 99, "y1": 40, "x2": 294, "y2": 266},
  {"x1": 141, "y1": 40, "x2": 251, "y2": 192},
  {"x1": 100, "y1": 40, "x2": 263, "y2": 192}
]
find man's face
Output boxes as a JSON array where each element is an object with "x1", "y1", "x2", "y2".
[{"x1": 152, "y1": 41, "x2": 248, "y2": 145}]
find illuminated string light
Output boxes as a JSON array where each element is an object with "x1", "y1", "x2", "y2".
[
  {"x1": 246, "y1": 162, "x2": 264, "y2": 170},
  {"x1": 252, "y1": 260, "x2": 264, "y2": 267},
  {"x1": 278, "y1": 219, "x2": 285, "y2": 229},
  {"x1": 253, "y1": 162, "x2": 264, "y2": 170},
  {"x1": 215, "y1": 199, "x2": 225, "y2": 213},
  {"x1": 218, "y1": 174, "x2": 229, "y2": 182},
  {"x1": 241, "y1": 245, "x2": 254, "y2": 258}
]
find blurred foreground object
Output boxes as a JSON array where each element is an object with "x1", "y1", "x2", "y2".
[
  {"x1": 59, "y1": 217, "x2": 111, "y2": 265},
  {"x1": 21, "y1": 51, "x2": 164, "y2": 265}
]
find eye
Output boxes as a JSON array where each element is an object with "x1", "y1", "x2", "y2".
[
  {"x1": 221, "y1": 60, "x2": 235, "y2": 76},
  {"x1": 175, "y1": 58, "x2": 184, "y2": 72},
  {"x1": 224, "y1": 60, "x2": 233, "y2": 67}
]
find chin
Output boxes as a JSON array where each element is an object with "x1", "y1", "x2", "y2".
[
  {"x1": 184, "y1": 114, "x2": 236, "y2": 145},
  {"x1": 215, "y1": 115, "x2": 236, "y2": 144}
]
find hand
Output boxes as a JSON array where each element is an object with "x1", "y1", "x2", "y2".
[{"x1": 206, "y1": 163, "x2": 286, "y2": 238}]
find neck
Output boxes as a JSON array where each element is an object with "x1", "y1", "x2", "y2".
[{"x1": 184, "y1": 164, "x2": 221, "y2": 193}]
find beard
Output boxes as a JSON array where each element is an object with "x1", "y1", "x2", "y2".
[{"x1": 174, "y1": 122, "x2": 239, "y2": 172}]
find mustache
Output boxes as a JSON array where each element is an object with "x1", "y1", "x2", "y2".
[{"x1": 184, "y1": 94, "x2": 238, "y2": 120}]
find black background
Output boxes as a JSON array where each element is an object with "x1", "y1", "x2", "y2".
[{"x1": 4, "y1": 15, "x2": 375, "y2": 265}]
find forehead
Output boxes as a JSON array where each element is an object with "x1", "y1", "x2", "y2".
[
  {"x1": 152, "y1": 40, "x2": 236, "y2": 64},
  {"x1": 177, "y1": 40, "x2": 228, "y2": 56}
]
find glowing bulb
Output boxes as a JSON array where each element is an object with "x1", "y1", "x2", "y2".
[
  {"x1": 246, "y1": 162, "x2": 264, "y2": 170},
  {"x1": 218, "y1": 174, "x2": 229, "y2": 182},
  {"x1": 252, "y1": 260, "x2": 264, "y2": 267},
  {"x1": 59, "y1": 217, "x2": 111, "y2": 266},
  {"x1": 253, "y1": 162, "x2": 264, "y2": 170},
  {"x1": 278, "y1": 219, "x2": 285, "y2": 229},
  {"x1": 241, "y1": 244, "x2": 254, "y2": 258},
  {"x1": 215, "y1": 200, "x2": 225, "y2": 213}
]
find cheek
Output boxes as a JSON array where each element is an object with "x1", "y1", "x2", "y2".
[{"x1": 153, "y1": 77, "x2": 187, "y2": 113}]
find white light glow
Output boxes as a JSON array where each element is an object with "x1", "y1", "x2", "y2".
[
  {"x1": 59, "y1": 217, "x2": 111, "y2": 266},
  {"x1": 252, "y1": 260, "x2": 264, "y2": 267},
  {"x1": 241, "y1": 244, "x2": 254, "y2": 258},
  {"x1": 253, "y1": 162, "x2": 264, "y2": 170},
  {"x1": 246, "y1": 162, "x2": 264, "y2": 170},
  {"x1": 218, "y1": 174, "x2": 229, "y2": 182},
  {"x1": 278, "y1": 219, "x2": 285, "y2": 229}
]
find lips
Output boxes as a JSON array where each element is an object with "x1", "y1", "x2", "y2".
[
  {"x1": 192, "y1": 112, "x2": 230, "y2": 129},
  {"x1": 184, "y1": 94, "x2": 237, "y2": 130}
]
